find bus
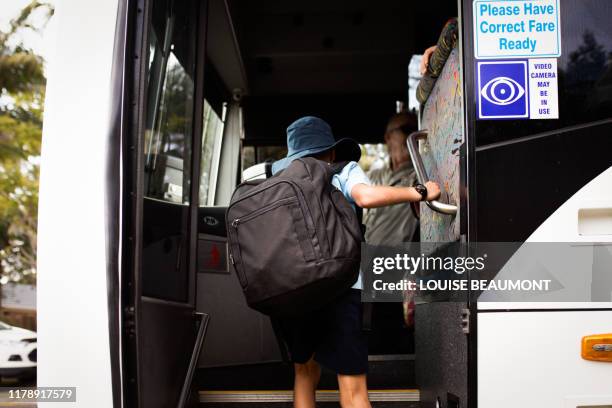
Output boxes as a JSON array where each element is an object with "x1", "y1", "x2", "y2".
[{"x1": 37, "y1": 0, "x2": 612, "y2": 407}]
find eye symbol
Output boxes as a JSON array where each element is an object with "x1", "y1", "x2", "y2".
[{"x1": 481, "y1": 76, "x2": 525, "y2": 106}]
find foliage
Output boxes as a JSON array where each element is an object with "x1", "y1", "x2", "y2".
[
  {"x1": 0, "y1": 1, "x2": 53, "y2": 285},
  {"x1": 566, "y1": 31, "x2": 607, "y2": 85}
]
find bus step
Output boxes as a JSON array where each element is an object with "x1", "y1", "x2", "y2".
[
  {"x1": 195, "y1": 359, "x2": 416, "y2": 391},
  {"x1": 199, "y1": 389, "x2": 420, "y2": 405}
]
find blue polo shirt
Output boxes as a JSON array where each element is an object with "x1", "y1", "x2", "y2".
[{"x1": 331, "y1": 161, "x2": 371, "y2": 290}]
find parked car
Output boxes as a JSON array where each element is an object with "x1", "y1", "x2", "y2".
[{"x1": 0, "y1": 321, "x2": 36, "y2": 379}]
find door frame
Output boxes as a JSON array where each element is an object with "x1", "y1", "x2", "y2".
[{"x1": 459, "y1": 1, "x2": 479, "y2": 407}]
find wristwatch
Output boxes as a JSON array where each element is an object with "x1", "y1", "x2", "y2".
[{"x1": 413, "y1": 183, "x2": 428, "y2": 201}]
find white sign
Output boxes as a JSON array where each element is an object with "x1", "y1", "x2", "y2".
[
  {"x1": 473, "y1": 0, "x2": 561, "y2": 59},
  {"x1": 528, "y1": 58, "x2": 558, "y2": 119}
]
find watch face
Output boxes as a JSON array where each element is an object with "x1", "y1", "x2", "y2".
[{"x1": 415, "y1": 184, "x2": 427, "y2": 200}]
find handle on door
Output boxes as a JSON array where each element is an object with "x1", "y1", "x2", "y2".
[
  {"x1": 406, "y1": 130, "x2": 458, "y2": 216},
  {"x1": 177, "y1": 312, "x2": 210, "y2": 408}
]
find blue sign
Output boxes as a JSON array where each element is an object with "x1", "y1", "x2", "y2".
[{"x1": 477, "y1": 60, "x2": 528, "y2": 119}]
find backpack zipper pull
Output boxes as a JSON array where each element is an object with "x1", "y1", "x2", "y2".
[{"x1": 231, "y1": 218, "x2": 240, "y2": 228}]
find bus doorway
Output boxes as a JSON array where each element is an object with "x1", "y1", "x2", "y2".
[{"x1": 187, "y1": 0, "x2": 458, "y2": 406}]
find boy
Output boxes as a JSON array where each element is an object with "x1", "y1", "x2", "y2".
[{"x1": 273, "y1": 116, "x2": 440, "y2": 408}]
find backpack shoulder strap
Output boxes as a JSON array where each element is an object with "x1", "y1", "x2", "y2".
[
  {"x1": 355, "y1": 205, "x2": 364, "y2": 225},
  {"x1": 328, "y1": 160, "x2": 365, "y2": 226},
  {"x1": 328, "y1": 161, "x2": 349, "y2": 177},
  {"x1": 328, "y1": 159, "x2": 371, "y2": 329}
]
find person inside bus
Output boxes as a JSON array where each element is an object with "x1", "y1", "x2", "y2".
[
  {"x1": 420, "y1": 45, "x2": 437, "y2": 75},
  {"x1": 364, "y1": 111, "x2": 420, "y2": 245},
  {"x1": 363, "y1": 111, "x2": 420, "y2": 329},
  {"x1": 272, "y1": 116, "x2": 440, "y2": 408}
]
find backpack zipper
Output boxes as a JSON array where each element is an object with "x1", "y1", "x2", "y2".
[
  {"x1": 229, "y1": 181, "x2": 315, "y2": 231},
  {"x1": 231, "y1": 196, "x2": 298, "y2": 228}
]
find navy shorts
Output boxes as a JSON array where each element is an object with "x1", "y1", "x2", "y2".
[{"x1": 276, "y1": 289, "x2": 368, "y2": 375}]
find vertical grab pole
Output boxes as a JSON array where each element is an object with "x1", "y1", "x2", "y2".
[{"x1": 177, "y1": 312, "x2": 210, "y2": 408}]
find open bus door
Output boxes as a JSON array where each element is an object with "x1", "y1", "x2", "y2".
[
  {"x1": 123, "y1": 0, "x2": 275, "y2": 404},
  {"x1": 122, "y1": 0, "x2": 210, "y2": 406},
  {"x1": 409, "y1": 34, "x2": 468, "y2": 407},
  {"x1": 412, "y1": 1, "x2": 612, "y2": 407}
]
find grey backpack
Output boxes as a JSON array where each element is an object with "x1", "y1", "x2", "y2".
[{"x1": 226, "y1": 157, "x2": 363, "y2": 316}]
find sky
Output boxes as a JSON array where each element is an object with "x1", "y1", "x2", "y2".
[{"x1": 1, "y1": 0, "x2": 55, "y2": 63}]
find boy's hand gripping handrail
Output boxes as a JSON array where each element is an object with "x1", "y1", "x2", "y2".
[{"x1": 406, "y1": 130, "x2": 458, "y2": 216}]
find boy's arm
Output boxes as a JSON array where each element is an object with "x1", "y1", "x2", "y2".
[{"x1": 351, "y1": 181, "x2": 441, "y2": 209}]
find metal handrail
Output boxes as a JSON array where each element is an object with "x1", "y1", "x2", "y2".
[
  {"x1": 177, "y1": 312, "x2": 210, "y2": 408},
  {"x1": 406, "y1": 130, "x2": 458, "y2": 216}
]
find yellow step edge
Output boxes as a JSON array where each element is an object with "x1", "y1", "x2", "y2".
[{"x1": 199, "y1": 389, "x2": 420, "y2": 403}]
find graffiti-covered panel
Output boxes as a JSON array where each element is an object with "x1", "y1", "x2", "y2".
[{"x1": 420, "y1": 48, "x2": 462, "y2": 242}]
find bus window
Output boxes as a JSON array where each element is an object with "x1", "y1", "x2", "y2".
[
  {"x1": 144, "y1": 50, "x2": 194, "y2": 203},
  {"x1": 256, "y1": 146, "x2": 287, "y2": 164},
  {"x1": 143, "y1": 0, "x2": 196, "y2": 203},
  {"x1": 240, "y1": 144, "x2": 387, "y2": 175},
  {"x1": 199, "y1": 100, "x2": 225, "y2": 206},
  {"x1": 241, "y1": 145, "x2": 287, "y2": 174},
  {"x1": 141, "y1": 0, "x2": 197, "y2": 302},
  {"x1": 359, "y1": 143, "x2": 388, "y2": 173},
  {"x1": 241, "y1": 146, "x2": 255, "y2": 172},
  {"x1": 474, "y1": 0, "x2": 612, "y2": 146}
]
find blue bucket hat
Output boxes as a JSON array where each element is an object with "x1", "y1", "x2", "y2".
[{"x1": 272, "y1": 116, "x2": 361, "y2": 174}]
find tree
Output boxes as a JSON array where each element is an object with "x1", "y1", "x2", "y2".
[
  {"x1": 566, "y1": 31, "x2": 607, "y2": 86},
  {"x1": 0, "y1": 1, "x2": 53, "y2": 285}
]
